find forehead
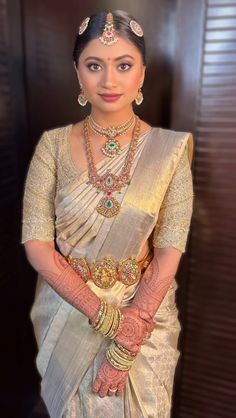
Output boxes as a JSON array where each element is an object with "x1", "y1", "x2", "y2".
[{"x1": 79, "y1": 36, "x2": 142, "y2": 61}]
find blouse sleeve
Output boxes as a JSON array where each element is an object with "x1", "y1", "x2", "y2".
[
  {"x1": 152, "y1": 144, "x2": 194, "y2": 253},
  {"x1": 21, "y1": 131, "x2": 56, "y2": 244}
]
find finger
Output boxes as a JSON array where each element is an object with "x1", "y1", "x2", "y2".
[
  {"x1": 98, "y1": 383, "x2": 110, "y2": 398},
  {"x1": 138, "y1": 309, "x2": 152, "y2": 320},
  {"x1": 108, "y1": 386, "x2": 117, "y2": 397},
  {"x1": 116, "y1": 388, "x2": 124, "y2": 396},
  {"x1": 116, "y1": 383, "x2": 125, "y2": 396},
  {"x1": 131, "y1": 344, "x2": 141, "y2": 353},
  {"x1": 146, "y1": 323, "x2": 155, "y2": 333},
  {"x1": 92, "y1": 377, "x2": 102, "y2": 393}
]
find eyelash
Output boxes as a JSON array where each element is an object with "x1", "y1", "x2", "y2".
[{"x1": 86, "y1": 63, "x2": 132, "y2": 72}]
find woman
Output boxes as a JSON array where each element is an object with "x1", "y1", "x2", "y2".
[{"x1": 21, "y1": 10, "x2": 194, "y2": 418}]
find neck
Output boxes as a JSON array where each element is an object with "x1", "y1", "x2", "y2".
[{"x1": 90, "y1": 106, "x2": 135, "y2": 127}]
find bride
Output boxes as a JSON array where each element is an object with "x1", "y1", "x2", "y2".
[{"x1": 21, "y1": 10, "x2": 194, "y2": 418}]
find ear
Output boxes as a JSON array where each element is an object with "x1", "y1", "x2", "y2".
[
  {"x1": 73, "y1": 61, "x2": 80, "y2": 82},
  {"x1": 74, "y1": 61, "x2": 78, "y2": 73},
  {"x1": 140, "y1": 65, "x2": 146, "y2": 87}
]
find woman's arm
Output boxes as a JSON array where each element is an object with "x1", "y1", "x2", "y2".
[
  {"x1": 24, "y1": 240, "x2": 101, "y2": 320},
  {"x1": 22, "y1": 131, "x2": 101, "y2": 320},
  {"x1": 132, "y1": 143, "x2": 194, "y2": 319},
  {"x1": 131, "y1": 246, "x2": 182, "y2": 317}
]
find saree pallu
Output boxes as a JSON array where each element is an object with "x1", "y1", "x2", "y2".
[{"x1": 22, "y1": 125, "x2": 194, "y2": 418}]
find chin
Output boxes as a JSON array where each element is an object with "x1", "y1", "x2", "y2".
[{"x1": 92, "y1": 101, "x2": 132, "y2": 114}]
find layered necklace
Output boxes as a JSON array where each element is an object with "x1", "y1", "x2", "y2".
[
  {"x1": 88, "y1": 114, "x2": 135, "y2": 158},
  {"x1": 83, "y1": 115, "x2": 141, "y2": 218}
]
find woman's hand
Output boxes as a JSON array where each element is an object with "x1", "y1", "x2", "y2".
[
  {"x1": 115, "y1": 306, "x2": 155, "y2": 353},
  {"x1": 92, "y1": 356, "x2": 129, "y2": 397}
]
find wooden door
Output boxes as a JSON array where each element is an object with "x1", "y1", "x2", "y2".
[{"x1": 172, "y1": 1, "x2": 236, "y2": 417}]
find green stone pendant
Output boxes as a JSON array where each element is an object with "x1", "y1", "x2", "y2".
[
  {"x1": 96, "y1": 195, "x2": 120, "y2": 217},
  {"x1": 101, "y1": 138, "x2": 121, "y2": 158}
]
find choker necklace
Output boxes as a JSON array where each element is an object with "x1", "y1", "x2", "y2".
[
  {"x1": 84, "y1": 115, "x2": 141, "y2": 218},
  {"x1": 88, "y1": 114, "x2": 135, "y2": 158}
]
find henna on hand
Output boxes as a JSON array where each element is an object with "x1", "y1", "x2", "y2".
[
  {"x1": 35, "y1": 249, "x2": 101, "y2": 320},
  {"x1": 92, "y1": 357, "x2": 129, "y2": 398},
  {"x1": 132, "y1": 247, "x2": 181, "y2": 318},
  {"x1": 114, "y1": 306, "x2": 155, "y2": 352}
]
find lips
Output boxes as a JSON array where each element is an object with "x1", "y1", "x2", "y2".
[
  {"x1": 99, "y1": 93, "x2": 123, "y2": 102},
  {"x1": 99, "y1": 93, "x2": 122, "y2": 97}
]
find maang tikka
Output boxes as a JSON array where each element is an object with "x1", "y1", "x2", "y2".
[{"x1": 99, "y1": 12, "x2": 119, "y2": 46}]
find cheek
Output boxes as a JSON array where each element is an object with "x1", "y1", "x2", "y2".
[
  {"x1": 78, "y1": 68, "x2": 98, "y2": 90},
  {"x1": 124, "y1": 73, "x2": 141, "y2": 91}
]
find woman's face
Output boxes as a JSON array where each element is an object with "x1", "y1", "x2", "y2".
[{"x1": 75, "y1": 36, "x2": 145, "y2": 113}]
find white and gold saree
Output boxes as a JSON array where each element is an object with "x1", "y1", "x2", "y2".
[{"x1": 21, "y1": 123, "x2": 194, "y2": 418}]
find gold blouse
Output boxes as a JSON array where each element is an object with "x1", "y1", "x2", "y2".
[{"x1": 21, "y1": 124, "x2": 194, "y2": 253}]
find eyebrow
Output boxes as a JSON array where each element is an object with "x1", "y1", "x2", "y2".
[{"x1": 84, "y1": 55, "x2": 135, "y2": 62}]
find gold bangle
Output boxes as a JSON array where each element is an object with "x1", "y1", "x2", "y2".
[
  {"x1": 93, "y1": 300, "x2": 108, "y2": 330},
  {"x1": 106, "y1": 350, "x2": 133, "y2": 371},
  {"x1": 91, "y1": 299, "x2": 105, "y2": 327},
  {"x1": 106, "y1": 349, "x2": 131, "y2": 371},
  {"x1": 112, "y1": 345, "x2": 135, "y2": 362},
  {"x1": 114, "y1": 341, "x2": 137, "y2": 358},
  {"x1": 90, "y1": 303, "x2": 123, "y2": 340},
  {"x1": 112, "y1": 311, "x2": 124, "y2": 338},
  {"x1": 99, "y1": 305, "x2": 114, "y2": 335},
  {"x1": 110, "y1": 341, "x2": 135, "y2": 363},
  {"x1": 105, "y1": 341, "x2": 137, "y2": 371},
  {"x1": 106, "y1": 309, "x2": 120, "y2": 338}
]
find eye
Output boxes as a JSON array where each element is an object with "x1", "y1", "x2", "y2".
[
  {"x1": 86, "y1": 63, "x2": 102, "y2": 71},
  {"x1": 118, "y1": 63, "x2": 132, "y2": 71}
]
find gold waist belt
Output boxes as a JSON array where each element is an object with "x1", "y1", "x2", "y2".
[{"x1": 67, "y1": 253, "x2": 153, "y2": 289}]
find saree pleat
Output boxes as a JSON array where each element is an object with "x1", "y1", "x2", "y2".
[
  {"x1": 27, "y1": 125, "x2": 194, "y2": 418},
  {"x1": 62, "y1": 282, "x2": 181, "y2": 418},
  {"x1": 55, "y1": 130, "x2": 150, "y2": 259}
]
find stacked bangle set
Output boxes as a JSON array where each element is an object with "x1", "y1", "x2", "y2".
[
  {"x1": 90, "y1": 299, "x2": 123, "y2": 339},
  {"x1": 90, "y1": 299, "x2": 137, "y2": 371},
  {"x1": 106, "y1": 340, "x2": 137, "y2": 371}
]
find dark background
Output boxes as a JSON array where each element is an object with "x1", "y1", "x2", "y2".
[{"x1": 1, "y1": 0, "x2": 236, "y2": 417}]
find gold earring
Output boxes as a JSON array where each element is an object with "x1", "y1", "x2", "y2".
[
  {"x1": 135, "y1": 86, "x2": 143, "y2": 106},
  {"x1": 78, "y1": 84, "x2": 88, "y2": 106}
]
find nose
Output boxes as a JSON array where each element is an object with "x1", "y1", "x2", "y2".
[{"x1": 101, "y1": 66, "x2": 117, "y2": 89}]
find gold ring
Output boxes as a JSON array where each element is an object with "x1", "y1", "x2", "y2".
[{"x1": 108, "y1": 387, "x2": 117, "y2": 393}]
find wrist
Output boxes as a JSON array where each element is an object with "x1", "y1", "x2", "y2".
[
  {"x1": 106, "y1": 340, "x2": 137, "y2": 371},
  {"x1": 87, "y1": 297, "x2": 101, "y2": 321},
  {"x1": 89, "y1": 300, "x2": 123, "y2": 339}
]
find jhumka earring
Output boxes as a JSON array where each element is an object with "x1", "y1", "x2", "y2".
[
  {"x1": 99, "y1": 12, "x2": 119, "y2": 46},
  {"x1": 78, "y1": 84, "x2": 88, "y2": 106},
  {"x1": 135, "y1": 85, "x2": 144, "y2": 106}
]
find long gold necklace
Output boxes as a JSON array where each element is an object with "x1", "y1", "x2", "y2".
[
  {"x1": 84, "y1": 115, "x2": 141, "y2": 218},
  {"x1": 88, "y1": 114, "x2": 135, "y2": 158}
]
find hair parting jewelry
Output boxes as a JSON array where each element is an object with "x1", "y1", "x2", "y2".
[
  {"x1": 99, "y1": 12, "x2": 119, "y2": 46},
  {"x1": 130, "y1": 20, "x2": 143, "y2": 37},
  {"x1": 78, "y1": 16, "x2": 90, "y2": 35},
  {"x1": 77, "y1": 13, "x2": 144, "y2": 40}
]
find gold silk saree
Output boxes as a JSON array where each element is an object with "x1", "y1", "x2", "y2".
[{"x1": 21, "y1": 123, "x2": 194, "y2": 418}]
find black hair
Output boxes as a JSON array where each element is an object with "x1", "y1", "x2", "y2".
[{"x1": 73, "y1": 10, "x2": 146, "y2": 67}]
